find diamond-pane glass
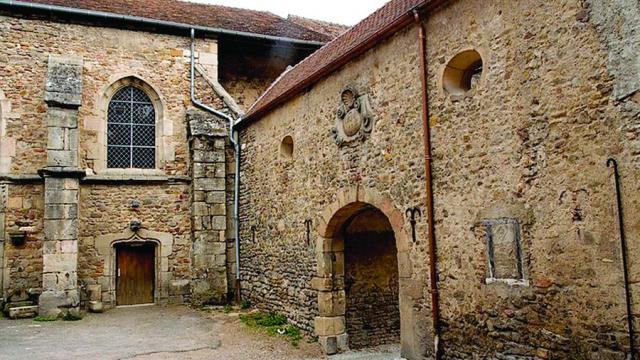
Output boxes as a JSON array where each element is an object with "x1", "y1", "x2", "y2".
[
  {"x1": 108, "y1": 123, "x2": 130, "y2": 146},
  {"x1": 132, "y1": 147, "x2": 155, "y2": 169},
  {"x1": 107, "y1": 86, "x2": 156, "y2": 169},
  {"x1": 107, "y1": 146, "x2": 130, "y2": 168},
  {"x1": 132, "y1": 125, "x2": 155, "y2": 147}
]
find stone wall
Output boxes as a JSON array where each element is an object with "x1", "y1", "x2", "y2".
[
  {"x1": 239, "y1": 0, "x2": 640, "y2": 358},
  {"x1": 0, "y1": 14, "x2": 297, "y2": 307},
  {"x1": 426, "y1": 0, "x2": 639, "y2": 358},
  {"x1": 239, "y1": 25, "x2": 432, "y2": 358}
]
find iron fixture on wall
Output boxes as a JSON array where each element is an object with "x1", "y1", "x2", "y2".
[
  {"x1": 250, "y1": 225, "x2": 257, "y2": 243},
  {"x1": 607, "y1": 158, "x2": 635, "y2": 358},
  {"x1": 406, "y1": 207, "x2": 422, "y2": 243},
  {"x1": 304, "y1": 219, "x2": 312, "y2": 246}
]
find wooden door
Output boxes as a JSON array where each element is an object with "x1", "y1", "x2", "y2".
[{"x1": 116, "y1": 243, "x2": 155, "y2": 305}]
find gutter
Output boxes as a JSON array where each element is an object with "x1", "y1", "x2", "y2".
[
  {"x1": 0, "y1": 0, "x2": 326, "y2": 47},
  {"x1": 190, "y1": 29, "x2": 243, "y2": 302},
  {"x1": 415, "y1": 10, "x2": 442, "y2": 359},
  {"x1": 238, "y1": 0, "x2": 449, "y2": 127}
]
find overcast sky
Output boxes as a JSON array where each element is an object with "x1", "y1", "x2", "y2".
[{"x1": 190, "y1": 0, "x2": 389, "y2": 25}]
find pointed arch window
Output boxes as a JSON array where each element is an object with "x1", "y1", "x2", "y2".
[{"x1": 107, "y1": 86, "x2": 156, "y2": 169}]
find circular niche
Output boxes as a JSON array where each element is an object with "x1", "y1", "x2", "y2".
[
  {"x1": 442, "y1": 50, "x2": 484, "y2": 96},
  {"x1": 280, "y1": 135, "x2": 294, "y2": 159}
]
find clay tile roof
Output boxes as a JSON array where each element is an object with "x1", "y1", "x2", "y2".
[
  {"x1": 243, "y1": 0, "x2": 442, "y2": 124},
  {"x1": 14, "y1": 0, "x2": 333, "y2": 42},
  {"x1": 287, "y1": 15, "x2": 350, "y2": 39}
]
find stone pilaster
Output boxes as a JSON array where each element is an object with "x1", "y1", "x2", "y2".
[
  {"x1": 0, "y1": 183, "x2": 6, "y2": 301},
  {"x1": 38, "y1": 55, "x2": 83, "y2": 317},
  {"x1": 188, "y1": 109, "x2": 229, "y2": 305}
]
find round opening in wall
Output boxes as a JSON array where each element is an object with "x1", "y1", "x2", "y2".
[
  {"x1": 280, "y1": 136, "x2": 294, "y2": 159},
  {"x1": 443, "y1": 50, "x2": 483, "y2": 96}
]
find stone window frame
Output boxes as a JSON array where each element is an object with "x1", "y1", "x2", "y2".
[
  {"x1": 94, "y1": 76, "x2": 168, "y2": 175},
  {"x1": 439, "y1": 47, "x2": 489, "y2": 100},
  {"x1": 481, "y1": 218, "x2": 529, "y2": 287}
]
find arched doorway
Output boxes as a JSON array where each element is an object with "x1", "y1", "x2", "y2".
[
  {"x1": 343, "y1": 206, "x2": 400, "y2": 348},
  {"x1": 314, "y1": 190, "x2": 415, "y2": 356}
]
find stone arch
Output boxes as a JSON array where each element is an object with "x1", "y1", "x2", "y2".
[
  {"x1": 93, "y1": 229, "x2": 173, "y2": 307},
  {"x1": 313, "y1": 186, "x2": 415, "y2": 355},
  {"x1": 92, "y1": 75, "x2": 169, "y2": 174}
]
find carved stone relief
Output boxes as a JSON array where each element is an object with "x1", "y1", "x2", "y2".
[{"x1": 332, "y1": 87, "x2": 374, "y2": 146}]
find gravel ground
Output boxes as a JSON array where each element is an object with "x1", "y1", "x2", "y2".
[{"x1": 0, "y1": 305, "x2": 401, "y2": 360}]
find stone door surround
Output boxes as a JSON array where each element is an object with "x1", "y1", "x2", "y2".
[
  {"x1": 312, "y1": 186, "x2": 427, "y2": 358},
  {"x1": 93, "y1": 229, "x2": 172, "y2": 308}
]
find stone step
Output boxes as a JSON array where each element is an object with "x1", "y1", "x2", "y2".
[{"x1": 8, "y1": 305, "x2": 38, "y2": 319}]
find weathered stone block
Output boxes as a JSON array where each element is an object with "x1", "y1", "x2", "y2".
[
  {"x1": 88, "y1": 301, "x2": 104, "y2": 313},
  {"x1": 44, "y1": 219, "x2": 78, "y2": 241},
  {"x1": 193, "y1": 178, "x2": 225, "y2": 191},
  {"x1": 45, "y1": 204, "x2": 78, "y2": 220},
  {"x1": 314, "y1": 316, "x2": 345, "y2": 336},
  {"x1": 193, "y1": 202, "x2": 209, "y2": 216},
  {"x1": 318, "y1": 290, "x2": 345, "y2": 317},
  {"x1": 47, "y1": 127, "x2": 65, "y2": 150},
  {"x1": 44, "y1": 56, "x2": 83, "y2": 107},
  {"x1": 187, "y1": 108, "x2": 227, "y2": 137},
  {"x1": 206, "y1": 191, "x2": 225, "y2": 204},
  {"x1": 47, "y1": 150, "x2": 78, "y2": 167},
  {"x1": 46, "y1": 108, "x2": 78, "y2": 128},
  {"x1": 319, "y1": 336, "x2": 338, "y2": 355},
  {"x1": 44, "y1": 189, "x2": 77, "y2": 205},
  {"x1": 43, "y1": 253, "x2": 77, "y2": 273},
  {"x1": 193, "y1": 150, "x2": 224, "y2": 163},
  {"x1": 9, "y1": 305, "x2": 38, "y2": 319},
  {"x1": 211, "y1": 216, "x2": 226, "y2": 230}
]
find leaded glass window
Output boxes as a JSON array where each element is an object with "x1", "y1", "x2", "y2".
[{"x1": 107, "y1": 87, "x2": 156, "y2": 169}]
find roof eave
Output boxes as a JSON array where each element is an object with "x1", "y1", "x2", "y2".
[
  {"x1": 0, "y1": 0, "x2": 327, "y2": 46},
  {"x1": 238, "y1": 0, "x2": 450, "y2": 128}
]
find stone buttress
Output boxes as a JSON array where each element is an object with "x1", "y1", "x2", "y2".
[{"x1": 38, "y1": 56, "x2": 84, "y2": 317}]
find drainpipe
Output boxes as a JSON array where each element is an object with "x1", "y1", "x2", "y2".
[
  {"x1": 414, "y1": 10, "x2": 442, "y2": 359},
  {"x1": 190, "y1": 29, "x2": 242, "y2": 303}
]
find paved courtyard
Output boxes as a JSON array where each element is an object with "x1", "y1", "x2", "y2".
[{"x1": 0, "y1": 305, "x2": 402, "y2": 360}]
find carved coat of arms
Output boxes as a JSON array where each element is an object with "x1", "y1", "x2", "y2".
[{"x1": 332, "y1": 87, "x2": 374, "y2": 146}]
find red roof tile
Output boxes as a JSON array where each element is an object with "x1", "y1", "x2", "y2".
[
  {"x1": 287, "y1": 15, "x2": 350, "y2": 39},
  {"x1": 15, "y1": 0, "x2": 333, "y2": 42},
  {"x1": 243, "y1": 0, "x2": 444, "y2": 124}
]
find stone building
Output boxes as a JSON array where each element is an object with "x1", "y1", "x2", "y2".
[
  {"x1": 2, "y1": 0, "x2": 640, "y2": 359},
  {"x1": 237, "y1": 0, "x2": 640, "y2": 359},
  {"x1": 0, "y1": 0, "x2": 342, "y2": 316}
]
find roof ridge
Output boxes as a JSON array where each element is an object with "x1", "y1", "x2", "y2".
[
  {"x1": 9, "y1": 0, "x2": 335, "y2": 42},
  {"x1": 287, "y1": 14, "x2": 348, "y2": 28}
]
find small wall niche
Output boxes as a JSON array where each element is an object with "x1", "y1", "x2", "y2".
[
  {"x1": 443, "y1": 50, "x2": 484, "y2": 96},
  {"x1": 280, "y1": 135, "x2": 294, "y2": 160}
]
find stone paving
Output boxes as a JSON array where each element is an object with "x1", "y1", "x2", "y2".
[{"x1": 0, "y1": 305, "x2": 401, "y2": 360}]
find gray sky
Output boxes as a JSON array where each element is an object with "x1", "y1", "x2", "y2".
[{"x1": 190, "y1": 0, "x2": 389, "y2": 25}]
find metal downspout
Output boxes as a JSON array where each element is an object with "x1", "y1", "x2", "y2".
[
  {"x1": 414, "y1": 10, "x2": 442, "y2": 359},
  {"x1": 190, "y1": 29, "x2": 242, "y2": 302}
]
